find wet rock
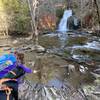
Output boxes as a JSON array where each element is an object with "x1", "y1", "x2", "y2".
[
  {"x1": 67, "y1": 32, "x2": 76, "y2": 35},
  {"x1": 90, "y1": 72, "x2": 100, "y2": 79},
  {"x1": 93, "y1": 86, "x2": 100, "y2": 96},
  {"x1": 21, "y1": 45, "x2": 32, "y2": 51},
  {"x1": 87, "y1": 30, "x2": 94, "y2": 34},
  {"x1": 84, "y1": 41, "x2": 100, "y2": 51},
  {"x1": 94, "y1": 79, "x2": 100, "y2": 86},
  {"x1": 67, "y1": 64, "x2": 76, "y2": 74},
  {"x1": 94, "y1": 68, "x2": 100, "y2": 74},
  {"x1": 87, "y1": 94, "x2": 100, "y2": 100},
  {"x1": 67, "y1": 15, "x2": 80, "y2": 30},
  {"x1": 82, "y1": 85, "x2": 96, "y2": 95},
  {"x1": 71, "y1": 42, "x2": 100, "y2": 62},
  {"x1": 82, "y1": 84, "x2": 100, "y2": 100}
]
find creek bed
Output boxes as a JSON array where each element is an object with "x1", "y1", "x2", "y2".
[{"x1": 0, "y1": 32, "x2": 100, "y2": 100}]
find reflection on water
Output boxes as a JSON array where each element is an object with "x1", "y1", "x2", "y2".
[{"x1": 57, "y1": 32, "x2": 68, "y2": 48}]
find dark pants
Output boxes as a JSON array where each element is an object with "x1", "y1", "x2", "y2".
[
  {"x1": 0, "y1": 91, "x2": 14, "y2": 100},
  {"x1": 0, "y1": 81, "x2": 18, "y2": 100},
  {"x1": 0, "y1": 65, "x2": 25, "y2": 100}
]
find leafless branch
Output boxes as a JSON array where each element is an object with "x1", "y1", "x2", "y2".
[{"x1": 27, "y1": 0, "x2": 39, "y2": 44}]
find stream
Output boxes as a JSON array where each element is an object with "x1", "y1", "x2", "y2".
[{"x1": 0, "y1": 31, "x2": 100, "y2": 100}]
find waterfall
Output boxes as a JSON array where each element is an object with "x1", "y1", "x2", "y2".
[{"x1": 58, "y1": 10, "x2": 72, "y2": 32}]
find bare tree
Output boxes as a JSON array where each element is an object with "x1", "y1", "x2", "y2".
[
  {"x1": 0, "y1": 1, "x2": 9, "y2": 37},
  {"x1": 27, "y1": 0, "x2": 39, "y2": 45},
  {"x1": 94, "y1": 0, "x2": 100, "y2": 26}
]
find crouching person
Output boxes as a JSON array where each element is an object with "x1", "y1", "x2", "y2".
[{"x1": 0, "y1": 52, "x2": 32, "y2": 100}]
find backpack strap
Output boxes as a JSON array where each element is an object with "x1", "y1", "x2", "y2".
[{"x1": 9, "y1": 71, "x2": 16, "y2": 76}]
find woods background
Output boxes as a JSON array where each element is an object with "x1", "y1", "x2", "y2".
[{"x1": 0, "y1": 0, "x2": 100, "y2": 36}]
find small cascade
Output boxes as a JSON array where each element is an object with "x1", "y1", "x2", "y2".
[{"x1": 58, "y1": 10, "x2": 72, "y2": 32}]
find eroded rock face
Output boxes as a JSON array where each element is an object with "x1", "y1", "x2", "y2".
[{"x1": 67, "y1": 16, "x2": 80, "y2": 30}]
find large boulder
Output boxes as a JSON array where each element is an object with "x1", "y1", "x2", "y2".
[{"x1": 67, "y1": 15, "x2": 80, "y2": 30}]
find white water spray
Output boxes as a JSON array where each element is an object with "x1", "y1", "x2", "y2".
[{"x1": 58, "y1": 10, "x2": 72, "y2": 32}]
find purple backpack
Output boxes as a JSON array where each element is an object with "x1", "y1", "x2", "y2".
[{"x1": 0, "y1": 54, "x2": 32, "y2": 78}]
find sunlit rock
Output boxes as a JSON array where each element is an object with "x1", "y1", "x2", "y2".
[
  {"x1": 13, "y1": 40, "x2": 18, "y2": 44},
  {"x1": 68, "y1": 64, "x2": 76, "y2": 74},
  {"x1": 31, "y1": 45, "x2": 46, "y2": 53},
  {"x1": 79, "y1": 65, "x2": 88, "y2": 74}
]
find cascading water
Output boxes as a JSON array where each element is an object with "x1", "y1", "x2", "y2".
[
  {"x1": 58, "y1": 10, "x2": 72, "y2": 32},
  {"x1": 57, "y1": 10, "x2": 72, "y2": 48}
]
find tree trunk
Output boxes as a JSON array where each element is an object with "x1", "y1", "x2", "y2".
[
  {"x1": 27, "y1": 0, "x2": 39, "y2": 44},
  {"x1": 94, "y1": 0, "x2": 100, "y2": 26},
  {"x1": 67, "y1": 0, "x2": 71, "y2": 9}
]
